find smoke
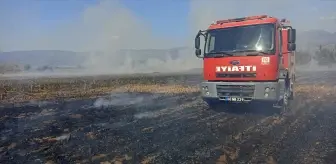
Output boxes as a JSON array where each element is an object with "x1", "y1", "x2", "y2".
[
  {"x1": 52, "y1": 0, "x2": 171, "y2": 51},
  {"x1": 93, "y1": 93, "x2": 157, "y2": 108},
  {"x1": 1, "y1": 0, "x2": 336, "y2": 75},
  {"x1": 0, "y1": 0, "x2": 200, "y2": 75},
  {"x1": 46, "y1": 0, "x2": 198, "y2": 74},
  {"x1": 73, "y1": 0, "x2": 202, "y2": 74},
  {"x1": 1, "y1": 0, "x2": 171, "y2": 51}
]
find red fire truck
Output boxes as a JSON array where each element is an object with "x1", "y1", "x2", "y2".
[{"x1": 194, "y1": 15, "x2": 296, "y2": 113}]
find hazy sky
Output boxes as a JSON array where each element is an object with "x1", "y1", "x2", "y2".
[{"x1": 0, "y1": 0, "x2": 335, "y2": 51}]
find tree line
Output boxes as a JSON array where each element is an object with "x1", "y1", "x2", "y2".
[
  {"x1": 296, "y1": 44, "x2": 336, "y2": 67},
  {"x1": 1, "y1": 45, "x2": 335, "y2": 74}
]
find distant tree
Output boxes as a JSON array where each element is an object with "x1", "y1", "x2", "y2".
[
  {"x1": 314, "y1": 44, "x2": 336, "y2": 67},
  {"x1": 295, "y1": 50, "x2": 312, "y2": 65},
  {"x1": 0, "y1": 63, "x2": 21, "y2": 73},
  {"x1": 24, "y1": 64, "x2": 31, "y2": 71},
  {"x1": 0, "y1": 64, "x2": 4, "y2": 74}
]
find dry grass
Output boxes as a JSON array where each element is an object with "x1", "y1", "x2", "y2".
[
  {"x1": 117, "y1": 84, "x2": 199, "y2": 94},
  {"x1": 295, "y1": 84, "x2": 336, "y2": 101},
  {"x1": 1, "y1": 74, "x2": 336, "y2": 104},
  {"x1": 0, "y1": 74, "x2": 200, "y2": 103}
]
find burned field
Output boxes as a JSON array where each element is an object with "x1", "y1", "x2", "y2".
[{"x1": 1, "y1": 71, "x2": 336, "y2": 164}]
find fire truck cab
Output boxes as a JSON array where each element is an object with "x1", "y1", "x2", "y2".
[{"x1": 194, "y1": 15, "x2": 296, "y2": 113}]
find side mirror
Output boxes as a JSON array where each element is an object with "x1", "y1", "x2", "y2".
[
  {"x1": 288, "y1": 43, "x2": 296, "y2": 51},
  {"x1": 195, "y1": 49, "x2": 202, "y2": 58},
  {"x1": 288, "y1": 28, "x2": 296, "y2": 43},
  {"x1": 195, "y1": 35, "x2": 200, "y2": 49},
  {"x1": 195, "y1": 30, "x2": 206, "y2": 58}
]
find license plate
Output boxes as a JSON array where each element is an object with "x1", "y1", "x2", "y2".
[{"x1": 223, "y1": 97, "x2": 245, "y2": 102}]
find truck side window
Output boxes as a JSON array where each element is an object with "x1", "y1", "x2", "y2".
[{"x1": 206, "y1": 35, "x2": 215, "y2": 53}]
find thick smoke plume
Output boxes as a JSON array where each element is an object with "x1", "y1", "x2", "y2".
[
  {"x1": 1, "y1": 0, "x2": 336, "y2": 75},
  {"x1": 0, "y1": 0, "x2": 200, "y2": 75}
]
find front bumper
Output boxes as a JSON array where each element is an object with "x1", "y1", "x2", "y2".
[{"x1": 200, "y1": 81, "x2": 283, "y2": 102}]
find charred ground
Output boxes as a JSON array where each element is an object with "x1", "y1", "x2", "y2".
[{"x1": 1, "y1": 71, "x2": 336, "y2": 164}]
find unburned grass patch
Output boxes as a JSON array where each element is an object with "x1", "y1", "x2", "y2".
[
  {"x1": 116, "y1": 84, "x2": 199, "y2": 94},
  {"x1": 1, "y1": 83, "x2": 200, "y2": 104},
  {"x1": 295, "y1": 84, "x2": 336, "y2": 101},
  {"x1": 2, "y1": 73, "x2": 336, "y2": 104}
]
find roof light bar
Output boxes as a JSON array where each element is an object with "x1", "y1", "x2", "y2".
[{"x1": 216, "y1": 15, "x2": 268, "y2": 24}]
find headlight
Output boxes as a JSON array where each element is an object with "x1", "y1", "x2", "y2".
[{"x1": 265, "y1": 87, "x2": 270, "y2": 92}]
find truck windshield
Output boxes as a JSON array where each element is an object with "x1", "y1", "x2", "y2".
[{"x1": 204, "y1": 23, "x2": 275, "y2": 57}]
